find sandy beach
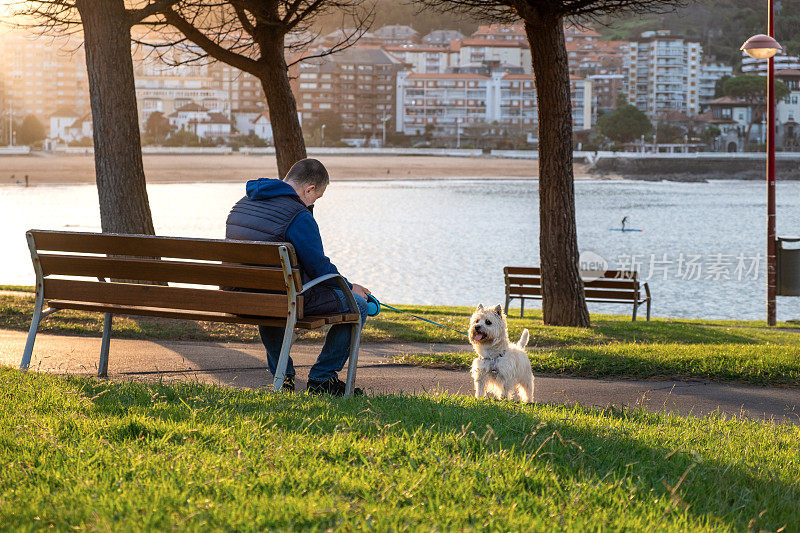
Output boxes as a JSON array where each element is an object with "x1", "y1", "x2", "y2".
[{"x1": 0, "y1": 154, "x2": 599, "y2": 185}]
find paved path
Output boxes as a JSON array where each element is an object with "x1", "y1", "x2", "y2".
[{"x1": 1, "y1": 328, "x2": 798, "y2": 424}]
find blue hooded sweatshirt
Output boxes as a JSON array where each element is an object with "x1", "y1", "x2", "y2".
[{"x1": 226, "y1": 178, "x2": 350, "y2": 291}]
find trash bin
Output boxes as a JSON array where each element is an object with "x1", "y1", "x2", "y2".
[{"x1": 777, "y1": 237, "x2": 800, "y2": 296}]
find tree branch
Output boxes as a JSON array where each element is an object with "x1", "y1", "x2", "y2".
[
  {"x1": 230, "y1": 2, "x2": 256, "y2": 35},
  {"x1": 161, "y1": 6, "x2": 263, "y2": 75},
  {"x1": 128, "y1": 0, "x2": 181, "y2": 24}
]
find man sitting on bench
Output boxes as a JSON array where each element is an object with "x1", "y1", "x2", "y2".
[{"x1": 226, "y1": 158, "x2": 370, "y2": 395}]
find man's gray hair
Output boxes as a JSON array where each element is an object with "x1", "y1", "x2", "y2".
[{"x1": 283, "y1": 158, "x2": 330, "y2": 188}]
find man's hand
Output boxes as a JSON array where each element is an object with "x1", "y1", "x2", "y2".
[{"x1": 351, "y1": 284, "x2": 371, "y2": 299}]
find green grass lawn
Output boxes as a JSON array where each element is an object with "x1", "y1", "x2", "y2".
[
  {"x1": 2, "y1": 292, "x2": 800, "y2": 386},
  {"x1": 1, "y1": 369, "x2": 798, "y2": 531}
]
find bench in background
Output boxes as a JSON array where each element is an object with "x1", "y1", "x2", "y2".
[
  {"x1": 504, "y1": 266, "x2": 651, "y2": 321},
  {"x1": 20, "y1": 230, "x2": 362, "y2": 395}
]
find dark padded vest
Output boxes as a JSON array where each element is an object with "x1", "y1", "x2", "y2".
[
  {"x1": 225, "y1": 194, "x2": 307, "y2": 243},
  {"x1": 225, "y1": 194, "x2": 341, "y2": 315}
]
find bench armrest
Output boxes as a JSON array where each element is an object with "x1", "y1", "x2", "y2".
[
  {"x1": 300, "y1": 273, "x2": 359, "y2": 316},
  {"x1": 642, "y1": 282, "x2": 651, "y2": 301}
]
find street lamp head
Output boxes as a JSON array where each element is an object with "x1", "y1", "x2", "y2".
[{"x1": 741, "y1": 34, "x2": 782, "y2": 59}]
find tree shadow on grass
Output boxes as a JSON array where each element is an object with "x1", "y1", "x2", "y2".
[
  {"x1": 77, "y1": 377, "x2": 800, "y2": 531},
  {"x1": 590, "y1": 319, "x2": 795, "y2": 345},
  {"x1": 531, "y1": 345, "x2": 800, "y2": 386}
]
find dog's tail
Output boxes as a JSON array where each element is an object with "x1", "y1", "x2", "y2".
[{"x1": 518, "y1": 328, "x2": 529, "y2": 348}]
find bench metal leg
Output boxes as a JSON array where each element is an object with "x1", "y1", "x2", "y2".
[
  {"x1": 21, "y1": 231, "x2": 44, "y2": 371},
  {"x1": 98, "y1": 313, "x2": 112, "y2": 377},
  {"x1": 520, "y1": 298, "x2": 525, "y2": 318},
  {"x1": 646, "y1": 299, "x2": 651, "y2": 322},
  {"x1": 504, "y1": 295, "x2": 510, "y2": 316},
  {"x1": 20, "y1": 296, "x2": 44, "y2": 370},
  {"x1": 632, "y1": 303, "x2": 638, "y2": 322},
  {"x1": 273, "y1": 314, "x2": 297, "y2": 392},
  {"x1": 344, "y1": 322, "x2": 362, "y2": 397}
]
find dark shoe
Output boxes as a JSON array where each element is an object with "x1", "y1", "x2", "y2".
[
  {"x1": 306, "y1": 376, "x2": 363, "y2": 396},
  {"x1": 281, "y1": 375, "x2": 295, "y2": 392}
]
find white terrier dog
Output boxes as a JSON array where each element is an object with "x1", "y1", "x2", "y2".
[{"x1": 469, "y1": 303, "x2": 534, "y2": 403}]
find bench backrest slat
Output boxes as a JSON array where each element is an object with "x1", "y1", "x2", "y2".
[
  {"x1": 29, "y1": 230, "x2": 305, "y2": 319},
  {"x1": 38, "y1": 254, "x2": 289, "y2": 292},
  {"x1": 504, "y1": 266, "x2": 637, "y2": 281},
  {"x1": 505, "y1": 275, "x2": 638, "y2": 290},
  {"x1": 43, "y1": 279, "x2": 293, "y2": 317},
  {"x1": 30, "y1": 230, "x2": 297, "y2": 266},
  {"x1": 505, "y1": 285, "x2": 639, "y2": 301},
  {"x1": 504, "y1": 266, "x2": 641, "y2": 301}
]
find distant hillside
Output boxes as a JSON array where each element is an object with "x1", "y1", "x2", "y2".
[
  {"x1": 594, "y1": 0, "x2": 800, "y2": 66},
  {"x1": 313, "y1": 1, "x2": 482, "y2": 39},
  {"x1": 314, "y1": 0, "x2": 799, "y2": 68}
]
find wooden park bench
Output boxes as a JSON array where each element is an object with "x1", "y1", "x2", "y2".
[
  {"x1": 19, "y1": 230, "x2": 362, "y2": 395},
  {"x1": 503, "y1": 266, "x2": 652, "y2": 321}
]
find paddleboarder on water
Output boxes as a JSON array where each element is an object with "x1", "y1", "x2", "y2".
[{"x1": 621, "y1": 216, "x2": 628, "y2": 231}]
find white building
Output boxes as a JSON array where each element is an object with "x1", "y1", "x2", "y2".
[
  {"x1": 471, "y1": 24, "x2": 527, "y2": 42},
  {"x1": 395, "y1": 70, "x2": 593, "y2": 136},
  {"x1": 373, "y1": 25, "x2": 419, "y2": 45},
  {"x1": 49, "y1": 110, "x2": 92, "y2": 143},
  {"x1": 776, "y1": 69, "x2": 800, "y2": 149},
  {"x1": 232, "y1": 109, "x2": 262, "y2": 136},
  {"x1": 384, "y1": 45, "x2": 450, "y2": 74},
  {"x1": 49, "y1": 109, "x2": 80, "y2": 140},
  {"x1": 625, "y1": 31, "x2": 702, "y2": 117},
  {"x1": 251, "y1": 113, "x2": 273, "y2": 141},
  {"x1": 742, "y1": 50, "x2": 800, "y2": 73},
  {"x1": 395, "y1": 72, "x2": 491, "y2": 136},
  {"x1": 168, "y1": 103, "x2": 231, "y2": 138},
  {"x1": 492, "y1": 73, "x2": 537, "y2": 127},
  {"x1": 421, "y1": 30, "x2": 465, "y2": 46},
  {"x1": 451, "y1": 38, "x2": 532, "y2": 74},
  {"x1": 135, "y1": 76, "x2": 229, "y2": 126},
  {"x1": 700, "y1": 62, "x2": 733, "y2": 104}
]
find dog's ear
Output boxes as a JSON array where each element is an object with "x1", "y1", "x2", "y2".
[
  {"x1": 476, "y1": 303, "x2": 484, "y2": 310},
  {"x1": 493, "y1": 304, "x2": 503, "y2": 316}
]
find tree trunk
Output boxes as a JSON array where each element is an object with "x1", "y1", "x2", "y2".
[
  {"x1": 259, "y1": 38, "x2": 307, "y2": 179},
  {"x1": 525, "y1": 14, "x2": 590, "y2": 327},
  {"x1": 77, "y1": 0, "x2": 155, "y2": 235}
]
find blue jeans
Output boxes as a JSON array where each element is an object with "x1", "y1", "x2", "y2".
[{"x1": 258, "y1": 289, "x2": 368, "y2": 382}]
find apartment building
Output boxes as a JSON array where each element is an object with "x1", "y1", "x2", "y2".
[
  {"x1": 741, "y1": 50, "x2": 800, "y2": 73},
  {"x1": 373, "y1": 25, "x2": 419, "y2": 45},
  {"x1": 133, "y1": 56, "x2": 230, "y2": 125},
  {"x1": 208, "y1": 63, "x2": 266, "y2": 114},
  {"x1": 296, "y1": 47, "x2": 405, "y2": 144},
  {"x1": 421, "y1": 30, "x2": 465, "y2": 46},
  {"x1": 493, "y1": 74, "x2": 537, "y2": 127},
  {"x1": 0, "y1": 32, "x2": 90, "y2": 133},
  {"x1": 699, "y1": 61, "x2": 733, "y2": 104},
  {"x1": 395, "y1": 72, "x2": 491, "y2": 136},
  {"x1": 395, "y1": 70, "x2": 593, "y2": 136},
  {"x1": 777, "y1": 69, "x2": 800, "y2": 149},
  {"x1": 625, "y1": 31, "x2": 702, "y2": 117},
  {"x1": 471, "y1": 24, "x2": 526, "y2": 42},
  {"x1": 384, "y1": 45, "x2": 450, "y2": 74},
  {"x1": 451, "y1": 38, "x2": 532, "y2": 74},
  {"x1": 565, "y1": 33, "x2": 626, "y2": 111}
]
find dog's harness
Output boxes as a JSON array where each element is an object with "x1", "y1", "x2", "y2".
[{"x1": 482, "y1": 351, "x2": 505, "y2": 374}]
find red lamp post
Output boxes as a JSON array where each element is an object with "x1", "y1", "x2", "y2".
[{"x1": 741, "y1": 0, "x2": 783, "y2": 326}]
